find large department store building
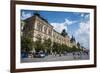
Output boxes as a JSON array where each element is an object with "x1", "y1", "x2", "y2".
[{"x1": 22, "y1": 13, "x2": 77, "y2": 48}]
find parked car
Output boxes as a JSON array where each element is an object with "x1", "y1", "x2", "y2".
[{"x1": 33, "y1": 52, "x2": 46, "y2": 58}]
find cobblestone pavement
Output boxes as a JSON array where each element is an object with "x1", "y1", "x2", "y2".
[{"x1": 21, "y1": 53, "x2": 89, "y2": 63}]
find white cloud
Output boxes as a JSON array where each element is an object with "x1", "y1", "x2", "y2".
[
  {"x1": 65, "y1": 19, "x2": 77, "y2": 25},
  {"x1": 51, "y1": 18, "x2": 76, "y2": 33},
  {"x1": 21, "y1": 11, "x2": 32, "y2": 20},
  {"x1": 74, "y1": 13, "x2": 90, "y2": 49},
  {"x1": 51, "y1": 22, "x2": 67, "y2": 33},
  {"x1": 81, "y1": 13, "x2": 84, "y2": 17},
  {"x1": 51, "y1": 17, "x2": 90, "y2": 49},
  {"x1": 81, "y1": 13, "x2": 90, "y2": 21},
  {"x1": 75, "y1": 21, "x2": 90, "y2": 49},
  {"x1": 85, "y1": 14, "x2": 89, "y2": 20},
  {"x1": 75, "y1": 21, "x2": 90, "y2": 35}
]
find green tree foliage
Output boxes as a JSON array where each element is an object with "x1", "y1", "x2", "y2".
[
  {"x1": 52, "y1": 42, "x2": 73, "y2": 53},
  {"x1": 34, "y1": 39, "x2": 44, "y2": 52},
  {"x1": 43, "y1": 38, "x2": 52, "y2": 48},
  {"x1": 52, "y1": 42, "x2": 82, "y2": 53},
  {"x1": 21, "y1": 36, "x2": 34, "y2": 52},
  {"x1": 43, "y1": 38, "x2": 52, "y2": 54},
  {"x1": 71, "y1": 46, "x2": 82, "y2": 52},
  {"x1": 52, "y1": 42, "x2": 59, "y2": 53},
  {"x1": 33, "y1": 38, "x2": 52, "y2": 53}
]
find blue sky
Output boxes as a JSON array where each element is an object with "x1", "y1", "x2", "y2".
[{"x1": 21, "y1": 10, "x2": 90, "y2": 49}]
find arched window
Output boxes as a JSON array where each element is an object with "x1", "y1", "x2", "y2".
[
  {"x1": 39, "y1": 24, "x2": 43, "y2": 32},
  {"x1": 48, "y1": 29, "x2": 52, "y2": 36},
  {"x1": 44, "y1": 26, "x2": 47, "y2": 34},
  {"x1": 37, "y1": 21, "x2": 43, "y2": 32}
]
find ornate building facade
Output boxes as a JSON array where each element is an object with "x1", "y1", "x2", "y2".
[{"x1": 22, "y1": 13, "x2": 77, "y2": 48}]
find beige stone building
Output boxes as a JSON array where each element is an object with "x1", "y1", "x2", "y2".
[
  {"x1": 53, "y1": 30, "x2": 71, "y2": 46},
  {"x1": 23, "y1": 13, "x2": 77, "y2": 48}
]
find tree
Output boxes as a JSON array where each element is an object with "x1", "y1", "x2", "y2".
[
  {"x1": 33, "y1": 37, "x2": 46, "y2": 52},
  {"x1": 61, "y1": 44, "x2": 68, "y2": 53},
  {"x1": 43, "y1": 38, "x2": 52, "y2": 47},
  {"x1": 61, "y1": 29, "x2": 68, "y2": 37},
  {"x1": 52, "y1": 42, "x2": 59, "y2": 53},
  {"x1": 43, "y1": 38, "x2": 52, "y2": 54},
  {"x1": 21, "y1": 36, "x2": 34, "y2": 52},
  {"x1": 71, "y1": 46, "x2": 77, "y2": 52}
]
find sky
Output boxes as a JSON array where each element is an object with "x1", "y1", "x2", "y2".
[{"x1": 21, "y1": 10, "x2": 90, "y2": 49}]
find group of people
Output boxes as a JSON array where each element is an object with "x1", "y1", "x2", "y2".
[{"x1": 72, "y1": 51, "x2": 89, "y2": 59}]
